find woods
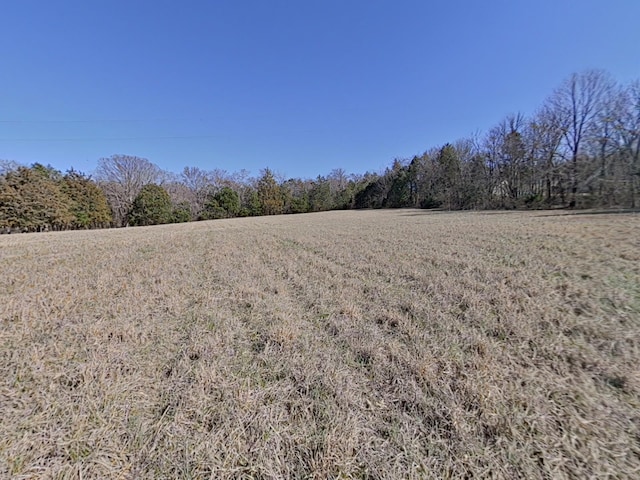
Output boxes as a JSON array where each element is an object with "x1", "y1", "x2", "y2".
[
  {"x1": 1, "y1": 69, "x2": 639, "y2": 232},
  {"x1": 0, "y1": 165, "x2": 111, "y2": 232}
]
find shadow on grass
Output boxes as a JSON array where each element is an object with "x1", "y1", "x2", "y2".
[
  {"x1": 399, "y1": 209, "x2": 534, "y2": 216},
  {"x1": 398, "y1": 209, "x2": 451, "y2": 216},
  {"x1": 398, "y1": 207, "x2": 640, "y2": 217},
  {"x1": 535, "y1": 208, "x2": 640, "y2": 218}
]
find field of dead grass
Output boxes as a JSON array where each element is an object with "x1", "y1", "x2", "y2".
[{"x1": 1, "y1": 209, "x2": 639, "y2": 479}]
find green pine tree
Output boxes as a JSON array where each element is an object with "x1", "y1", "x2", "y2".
[{"x1": 129, "y1": 184, "x2": 173, "y2": 226}]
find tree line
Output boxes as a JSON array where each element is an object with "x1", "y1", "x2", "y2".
[
  {"x1": 1, "y1": 69, "x2": 638, "y2": 232},
  {"x1": 359, "y1": 70, "x2": 639, "y2": 211}
]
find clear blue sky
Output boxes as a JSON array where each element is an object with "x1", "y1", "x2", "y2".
[{"x1": 1, "y1": 1, "x2": 639, "y2": 179}]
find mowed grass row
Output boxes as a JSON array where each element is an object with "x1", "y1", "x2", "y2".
[{"x1": 1, "y1": 209, "x2": 639, "y2": 479}]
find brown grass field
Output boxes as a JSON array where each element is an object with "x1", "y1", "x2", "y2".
[{"x1": 1, "y1": 209, "x2": 639, "y2": 479}]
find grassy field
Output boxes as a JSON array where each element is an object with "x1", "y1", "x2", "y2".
[{"x1": 1, "y1": 209, "x2": 639, "y2": 479}]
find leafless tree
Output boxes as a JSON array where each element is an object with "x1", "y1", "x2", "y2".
[
  {"x1": 180, "y1": 166, "x2": 212, "y2": 217},
  {"x1": 0, "y1": 159, "x2": 20, "y2": 176},
  {"x1": 615, "y1": 80, "x2": 640, "y2": 207},
  {"x1": 328, "y1": 168, "x2": 349, "y2": 194},
  {"x1": 95, "y1": 154, "x2": 163, "y2": 226},
  {"x1": 181, "y1": 166, "x2": 210, "y2": 192},
  {"x1": 548, "y1": 69, "x2": 614, "y2": 206},
  {"x1": 482, "y1": 114, "x2": 527, "y2": 205},
  {"x1": 529, "y1": 105, "x2": 565, "y2": 204},
  {"x1": 588, "y1": 83, "x2": 627, "y2": 205}
]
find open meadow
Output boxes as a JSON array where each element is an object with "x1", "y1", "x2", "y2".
[{"x1": 1, "y1": 209, "x2": 639, "y2": 479}]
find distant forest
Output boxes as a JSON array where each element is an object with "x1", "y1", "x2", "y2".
[{"x1": 1, "y1": 69, "x2": 639, "y2": 232}]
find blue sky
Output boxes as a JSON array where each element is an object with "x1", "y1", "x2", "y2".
[{"x1": 1, "y1": 1, "x2": 639, "y2": 179}]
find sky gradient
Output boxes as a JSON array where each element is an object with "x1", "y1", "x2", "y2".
[{"x1": 2, "y1": 1, "x2": 639, "y2": 179}]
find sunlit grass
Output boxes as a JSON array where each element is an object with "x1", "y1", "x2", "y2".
[{"x1": 1, "y1": 209, "x2": 639, "y2": 478}]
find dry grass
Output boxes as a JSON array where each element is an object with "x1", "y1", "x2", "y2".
[{"x1": 1, "y1": 209, "x2": 639, "y2": 479}]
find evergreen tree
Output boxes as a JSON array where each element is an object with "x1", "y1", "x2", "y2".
[
  {"x1": 386, "y1": 160, "x2": 412, "y2": 208},
  {"x1": 215, "y1": 186, "x2": 241, "y2": 217},
  {"x1": 129, "y1": 184, "x2": 173, "y2": 226},
  {"x1": 257, "y1": 168, "x2": 284, "y2": 215},
  {"x1": 239, "y1": 189, "x2": 262, "y2": 217},
  {"x1": 436, "y1": 144, "x2": 462, "y2": 209},
  {"x1": 171, "y1": 202, "x2": 192, "y2": 223},
  {"x1": 0, "y1": 166, "x2": 74, "y2": 231},
  {"x1": 353, "y1": 175, "x2": 389, "y2": 209},
  {"x1": 61, "y1": 170, "x2": 112, "y2": 228},
  {"x1": 201, "y1": 186, "x2": 240, "y2": 219},
  {"x1": 308, "y1": 176, "x2": 332, "y2": 211},
  {"x1": 281, "y1": 179, "x2": 310, "y2": 213}
]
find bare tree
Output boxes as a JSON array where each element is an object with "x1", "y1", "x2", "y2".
[
  {"x1": 616, "y1": 80, "x2": 640, "y2": 207},
  {"x1": 327, "y1": 168, "x2": 348, "y2": 193},
  {"x1": 228, "y1": 169, "x2": 255, "y2": 208},
  {"x1": 161, "y1": 171, "x2": 192, "y2": 212},
  {"x1": 529, "y1": 105, "x2": 565, "y2": 204},
  {"x1": 590, "y1": 83, "x2": 627, "y2": 205},
  {"x1": 95, "y1": 154, "x2": 163, "y2": 226},
  {"x1": 548, "y1": 69, "x2": 614, "y2": 206},
  {"x1": 208, "y1": 168, "x2": 232, "y2": 190},
  {"x1": 180, "y1": 166, "x2": 212, "y2": 218},
  {"x1": 0, "y1": 159, "x2": 20, "y2": 176},
  {"x1": 181, "y1": 166, "x2": 210, "y2": 192},
  {"x1": 482, "y1": 114, "x2": 527, "y2": 206}
]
